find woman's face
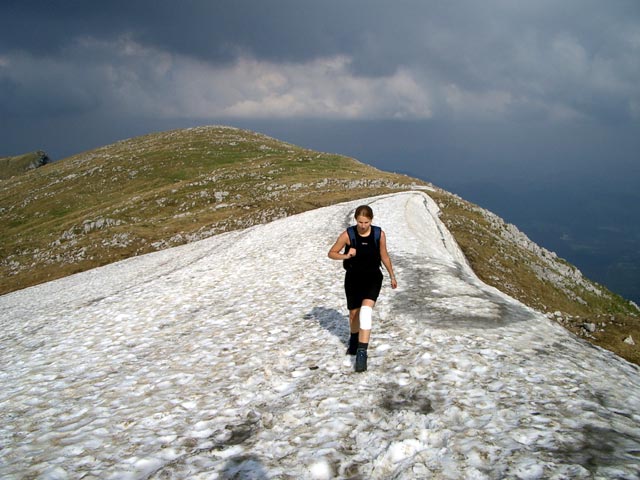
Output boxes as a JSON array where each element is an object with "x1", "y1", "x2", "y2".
[{"x1": 356, "y1": 215, "x2": 372, "y2": 234}]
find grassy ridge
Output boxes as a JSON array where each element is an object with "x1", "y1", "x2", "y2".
[
  {"x1": 1, "y1": 126, "x2": 422, "y2": 293},
  {"x1": 1, "y1": 125, "x2": 637, "y2": 364}
]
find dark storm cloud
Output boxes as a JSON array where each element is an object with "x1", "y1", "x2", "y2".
[
  {"x1": 1, "y1": 0, "x2": 350, "y2": 63},
  {"x1": 1, "y1": 0, "x2": 639, "y2": 150}
]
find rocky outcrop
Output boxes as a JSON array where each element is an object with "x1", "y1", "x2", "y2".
[
  {"x1": 26, "y1": 151, "x2": 51, "y2": 170},
  {"x1": 0, "y1": 150, "x2": 51, "y2": 179}
]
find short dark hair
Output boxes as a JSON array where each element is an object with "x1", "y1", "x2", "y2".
[{"x1": 354, "y1": 205, "x2": 374, "y2": 220}]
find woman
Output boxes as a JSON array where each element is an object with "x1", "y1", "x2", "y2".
[{"x1": 328, "y1": 205, "x2": 397, "y2": 372}]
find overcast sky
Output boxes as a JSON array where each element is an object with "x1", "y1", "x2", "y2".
[{"x1": 1, "y1": 1, "x2": 639, "y2": 193}]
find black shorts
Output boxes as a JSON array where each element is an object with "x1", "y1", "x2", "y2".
[{"x1": 344, "y1": 269, "x2": 383, "y2": 310}]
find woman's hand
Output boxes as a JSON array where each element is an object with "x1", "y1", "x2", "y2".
[{"x1": 390, "y1": 277, "x2": 398, "y2": 289}]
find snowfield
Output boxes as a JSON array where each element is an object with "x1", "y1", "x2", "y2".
[{"x1": 1, "y1": 191, "x2": 639, "y2": 479}]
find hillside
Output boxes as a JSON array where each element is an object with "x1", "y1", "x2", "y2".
[
  {"x1": 0, "y1": 126, "x2": 638, "y2": 363},
  {"x1": 1, "y1": 126, "x2": 420, "y2": 293}
]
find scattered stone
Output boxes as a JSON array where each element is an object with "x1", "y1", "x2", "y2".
[
  {"x1": 82, "y1": 217, "x2": 121, "y2": 234},
  {"x1": 583, "y1": 323, "x2": 597, "y2": 333},
  {"x1": 624, "y1": 336, "x2": 635, "y2": 346},
  {"x1": 214, "y1": 191, "x2": 229, "y2": 202}
]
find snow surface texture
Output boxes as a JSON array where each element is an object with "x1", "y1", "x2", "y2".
[{"x1": 1, "y1": 191, "x2": 640, "y2": 479}]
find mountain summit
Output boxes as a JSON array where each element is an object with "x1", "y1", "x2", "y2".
[
  {"x1": 0, "y1": 126, "x2": 419, "y2": 294},
  {"x1": 1, "y1": 192, "x2": 639, "y2": 478}
]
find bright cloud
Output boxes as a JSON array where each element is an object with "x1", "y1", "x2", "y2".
[
  {"x1": 151, "y1": 53, "x2": 435, "y2": 120},
  {"x1": 0, "y1": 37, "x2": 435, "y2": 121}
]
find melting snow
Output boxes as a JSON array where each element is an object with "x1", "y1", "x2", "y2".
[{"x1": 1, "y1": 192, "x2": 639, "y2": 479}]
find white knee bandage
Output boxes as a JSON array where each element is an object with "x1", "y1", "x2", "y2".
[{"x1": 359, "y1": 306, "x2": 373, "y2": 330}]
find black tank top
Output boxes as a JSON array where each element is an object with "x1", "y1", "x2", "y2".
[{"x1": 347, "y1": 229, "x2": 381, "y2": 273}]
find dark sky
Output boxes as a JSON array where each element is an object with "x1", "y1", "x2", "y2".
[
  {"x1": 2, "y1": 0, "x2": 640, "y2": 301},
  {"x1": 2, "y1": 1, "x2": 639, "y2": 151}
]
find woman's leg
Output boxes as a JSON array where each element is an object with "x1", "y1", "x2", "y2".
[
  {"x1": 346, "y1": 308, "x2": 360, "y2": 355},
  {"x1": 355, "y1": 299, "x2": 375, "y2": 372},
  {"x1": 349, "y1": 307, "x2": 360, "y2": 333},
  {"x1": 358, "y1": 299, "x2": 375, "y2": 343},
  {"x1": 358, "y1": 270, "x2": 382, "y2": 344}
]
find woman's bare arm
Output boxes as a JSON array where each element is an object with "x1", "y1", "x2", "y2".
[
  {"x1": 328, "y1": 231, "x2": 356, "y2": 260},
  {"x1": 380, "y1": 231, "x2": 397, "y2": 289}
]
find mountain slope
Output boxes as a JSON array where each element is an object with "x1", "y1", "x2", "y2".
[
  {"x1": 430, "y1": 190, "x2": 640, "y2": 364},
  {"x1": 1, "y1": 192, "x2": 639, "y2": 479},
  {"x1": 1, "y1": 125, "x2": 637, "y2": 364},
  {"x1": 0, "y1": 126, "x2": 421, "y2": 294}
]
